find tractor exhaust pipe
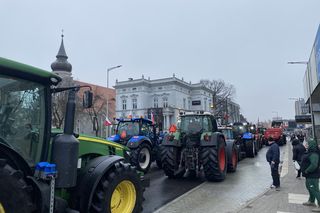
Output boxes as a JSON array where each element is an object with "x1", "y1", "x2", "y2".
[{"x1": 51, "y1": 89, "x2": 79, "y2": 188}]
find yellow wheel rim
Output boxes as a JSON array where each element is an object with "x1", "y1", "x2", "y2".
[
  {"x1": 0, "y1": 202, "x2": 5, "y2": 213},
  {"x1": 111, "y1": 180, "x2": 136, "y2": 213}
]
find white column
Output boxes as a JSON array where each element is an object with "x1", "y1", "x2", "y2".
[{"x1": 166, "y1": 115, "x2": 170, "y2": 131}]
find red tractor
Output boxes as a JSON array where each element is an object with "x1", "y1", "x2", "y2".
[{"x1": 263, "y1": 127, "x2": 286, "y2": 146}]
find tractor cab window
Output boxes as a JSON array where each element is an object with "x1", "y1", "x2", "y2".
[
  {"x1": 202, "y1": 116, "x2": 213, "y2": 132},
  {"x1": 181, "y1": 116, "x2": 203, "y2": 133},
  {"x1": 118, "y1": 121, "x2": 139, "y2": 138},
  {"x1": 221, "y1": 129, "x2": 233, "y2": 140},
  {"x1": 140, "y1": 123, "x2": 150, "y2": 136},
  {"x1": 0, "y1": 74, "x2": 46, "y2": 166}
]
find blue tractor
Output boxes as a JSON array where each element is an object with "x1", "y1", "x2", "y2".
[
  {"x1": 232, "y1": 122, "x2": 258, "y2": 158},
  {"x1": 108, "y1": 118, "x2": 161, "y2": 173}
]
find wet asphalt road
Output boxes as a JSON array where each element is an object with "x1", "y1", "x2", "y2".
[
  {"x1": 142, "y1": 144, "x2": 287, "y2": 213},
  {"x1": 142, "y1": 164, "x2": 205, "y2": 213}
]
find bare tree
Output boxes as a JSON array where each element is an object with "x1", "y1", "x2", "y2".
[
  {"x1": 52, "y1": 91, "x2": 68, "y2": 129},
  {"x1": 83, "y1": 87, "x2": 108, "y2": 137},
  {"x1": 200, "y1": 79, "x2": 236, "y2": 120}
]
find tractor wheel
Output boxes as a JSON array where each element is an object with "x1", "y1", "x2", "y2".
[
  {"x1": 131, "y1": 143, "x2": 152, "y2": 173},
  {"x1": 201, "y1": 140, "x2": 227, "y2": 181},
  {"x1": 227, "y1": 144, "x2": 238, "y2": 173},
  {"x1": 161, "y1": 146, "x2": 185, "y2": 178},
  {"x1": 245, "y1": 140, "x2": 255, "y2": 158},
  {"x1": 155, "y1": 146, "x2": 163, "y2": 169},
  {"x1": 0, "y1": 159, "x2": 35, "y2": 213},
  {"x1": 254, "y1": 141, "x2": 259, "y2": 155},
  {"x1": 90, "y1": 162, "x2": 143, "y2": 213}
]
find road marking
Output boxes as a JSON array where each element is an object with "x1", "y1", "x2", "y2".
[
  {"x1": 288, "y1": 193, "x2": 309, "y2": 204},
  {"x1": 277, "y1": 211, "x2": 294, "y2": 213},
  {"x1": 280, "y1": 142, "x2": 289, "y2": 177},
  {"x1": 153, "y1": 182, "x2": 206, "y2": 213}
]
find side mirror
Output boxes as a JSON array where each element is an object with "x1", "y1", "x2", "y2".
[{"x1": 83, "y1": 90, "x2": 93, "y2": 108}]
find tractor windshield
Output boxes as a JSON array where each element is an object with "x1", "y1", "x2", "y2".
[
  {"x1": 0, "y1": 74, "x2": 46, "y2": 166},
  {"x1": 180, "y1": 116, "x2": 212, "y2": 134},
  {"x1": 232, "y1": 125, "x2": 247, "y2": 137},
  {"x1": 117, "y1": 121, "x2": 140, "y2": 138}
]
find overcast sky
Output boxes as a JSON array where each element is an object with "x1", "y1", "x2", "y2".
[{"x1": 1, "y1": 1, "x2": 319, "y2": 122}]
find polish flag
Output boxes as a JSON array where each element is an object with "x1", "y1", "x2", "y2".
[{"x1": 104, "y1": 116, "x2": 112, "y2": 126}]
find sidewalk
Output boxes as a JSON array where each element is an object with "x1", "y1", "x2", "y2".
[{"x1": 237, "y1": 142, "x2": 312, "y2": 213}]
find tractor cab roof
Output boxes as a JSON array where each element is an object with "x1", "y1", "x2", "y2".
[
  {"x1": 0, "y1": 57, "x2": 61, "y2": 86},
  {"x1": 116, "y1": 117, "x2": 153, "y2": 124}
]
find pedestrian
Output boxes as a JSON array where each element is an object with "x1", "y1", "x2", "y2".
[
  {"x1": 301, "y1": 139, "x2": 320, "y2": 212},
  {"x1": 292, "y1": 138, "x2": 306, "y2": 178},
  {"x1": 266, "y1": 136, "x2": 280, "y2": 190}
]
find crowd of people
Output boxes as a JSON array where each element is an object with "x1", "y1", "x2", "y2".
[{"x1": 266, "y1": 133, "x2": 320, "y2": 212}]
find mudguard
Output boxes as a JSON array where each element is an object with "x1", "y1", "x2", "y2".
[
  {"x1": 200, "y1": 132, "x2": 223, "y2": 146},
  {"x1": 127, "y1": 136, "x2": 152, "y2": 149},
  {"x1": 73, "y1": 155, "x2": 124, "y2": 212}
]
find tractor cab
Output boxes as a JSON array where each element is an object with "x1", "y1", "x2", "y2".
[
  {"x1": 0, "y1": 59, "x2": 60, "y2": 170},
  {"x1": 109, "y1": 118, "x2": 157, "y2": 145},
  {"x1": 108, "y1": 117, "x2": 160, "y2": 173},
  {"x1": 0, "y1": 57, "x2": 145, "y2": 213}
]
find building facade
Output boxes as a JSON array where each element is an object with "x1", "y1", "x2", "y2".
[{"x1": 115, "y1": 75, "x2": 240, "y2": 131}]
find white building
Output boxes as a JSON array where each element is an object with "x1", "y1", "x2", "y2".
[{"x1": 114, "y1": 75, "x2": 240, "y2": 131}]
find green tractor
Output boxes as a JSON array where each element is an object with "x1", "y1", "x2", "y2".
[
  {"x1": 160, "y1": 113, "x2": 228, "y2": 181},
  {"x1": 0, "y1": 58, "x2": 146, "y2": 213}
]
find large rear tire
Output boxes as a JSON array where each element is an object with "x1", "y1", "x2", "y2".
[
  {"x1": 131, "y1": 143, "x2": 152, "y2": 173},
  {"x1": 0, "y1": 159, "x2": 35, "y2": 213},
  {"x1": 245, "y1": 140, "x2": 255, "y2": 158},
  {"x1": 161, "y1": 146, "x2": 185, "y2": 178},
  {"x1": 227, "y1": 144, "x2": 238, "y2": 173},
  {"x1": 90, "y1": 162, "x2": 144, "y2": 213},
  {"x1": 201, "y1": 139, "x2": 227, "y2": 181},
  {"x1": 155, "y1": 145, "x2": 163, "y2": 169}
]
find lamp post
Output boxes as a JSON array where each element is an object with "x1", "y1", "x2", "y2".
[
  {"x1": 106, "y1": 65, "x2": 122, "y2": 137},
  {"x1": 288, "y1": 61, "x2": 316, "y2": 139}
]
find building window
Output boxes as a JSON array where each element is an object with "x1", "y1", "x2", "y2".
[
  {"x1": 122, "y1": 99, "x2": 127, "y2": 110},
  {"x1": 132, "y1": 87, "x2": 137, "y2": 91},
  {"x1": 163, "y1": 97, "x2": 168, "y2": 108},
  {"x1": 188, "y1": 99, "x2": 191, "y2": 110},
  {"x1": 132, "y1": 98, "x2": 137, "y2": 109},
  {"x1": 183, "y1": 98, "x2": 186, "y2": 109},
  {"x1": 154, "y1": 97, "x2": 158, "y2": 108}
]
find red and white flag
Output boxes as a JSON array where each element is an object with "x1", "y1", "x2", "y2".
[{"x1": 104, "y1": 116, "x2": 112, "y2": 126}]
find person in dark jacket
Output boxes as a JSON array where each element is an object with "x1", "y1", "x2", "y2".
[
  {"x1": 266, "y1": 136, "x2": 280, "y2": 189},
  {"x1": 292, "y1": 138, "x2": 306, "y2": 178},
  {"x1": 301, "y1": 139, "x2": 320, "y2": 212}
]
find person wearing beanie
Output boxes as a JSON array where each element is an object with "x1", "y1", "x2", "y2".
[
  {"x1": 266, "y1": 136, "x2": 280, "y2": 190},
  {"x1": 301, "y1": 139, "x2": 320, "y2": 212}
]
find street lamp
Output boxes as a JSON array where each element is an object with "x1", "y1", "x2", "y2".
[
  {"x1": 107, "y1": 65, "x2": 122, "y2": 88},
  {"x1": 106, "y1": 65, "x2": 122, "y2": 137},
  {"x1": 288, "y1": 61, "x2": 316, "y2": 139}
]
